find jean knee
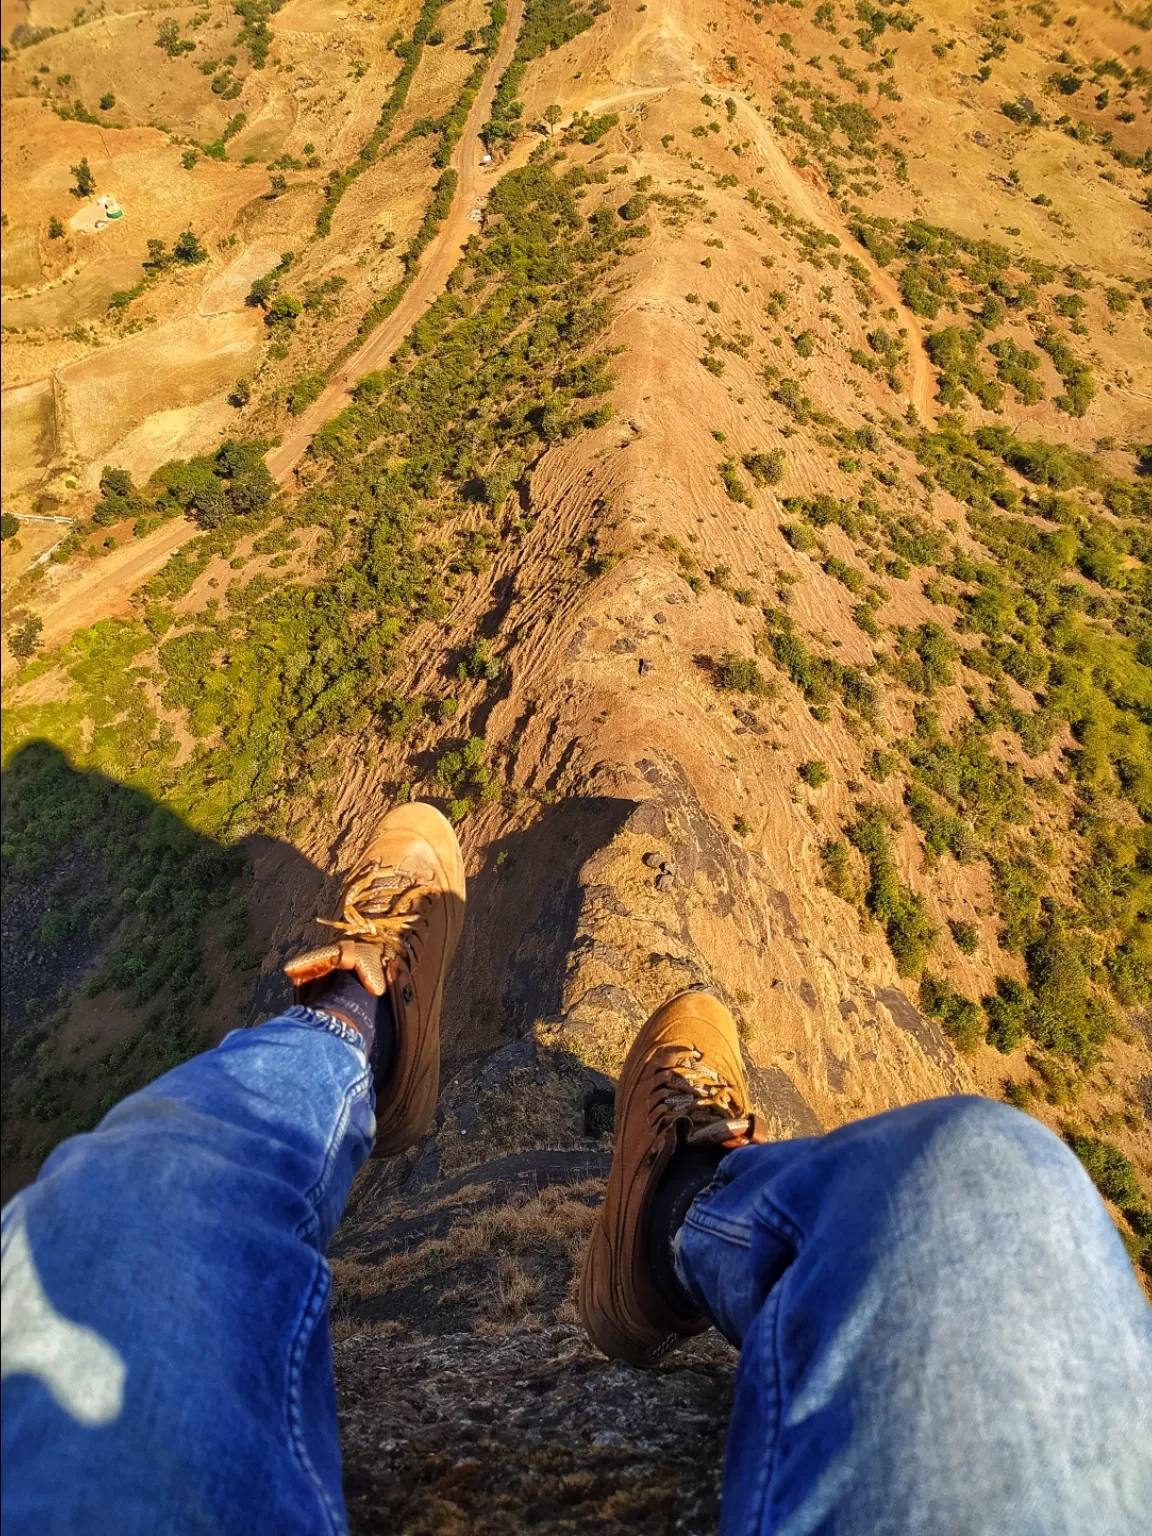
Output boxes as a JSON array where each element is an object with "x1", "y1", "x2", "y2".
[{"x1": 913, "y1": 1095, "x2": 1095, "y2": 1224}]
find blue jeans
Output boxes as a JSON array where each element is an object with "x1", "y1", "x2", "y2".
[{"x1": 2, "y1": 1010, "x2": 1149, "y2": 1534}]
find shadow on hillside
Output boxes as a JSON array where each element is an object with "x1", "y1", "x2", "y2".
[
  {"x1": 0, "y1": 741, "x2": 327, "y2": 1198},
  {"x1": 440, "y1": 793, "x2": 640, "y2": 1061},
  {"x1": 0, "y1": 741, "x2": 325, "y2": 1051},
  {"x1": 1, "y1": 742, "x2": 639, "y2": 1190}
]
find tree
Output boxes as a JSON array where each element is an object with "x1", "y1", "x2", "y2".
[
  {"x1": 157, "y1": 18, "x2": 181, "y2": 54},
  {"x1": 266, "y1": 293, "x2": 302, "y2": 326},
  {"x1": 172, "y1": 229, "x2": 208, "y2": 264},
  {"x1": 267, "y1": 173, "x2": 287, "y2": 198},
  {"x1": 99, "y1": 93, "x2": 115, "y2": 110},
  {"x1": 543, "y1": 103, "x2": 563, "y2": 135},
  {"x1": 93, "y1": 466, "x2": 143, "y2": 526},
  {"x1": 47, "y1": 215, "x2": 64, "y2": 239},
  {"x1": 1, "y1": 512, "x2": 20, "y2": 541},
  {"x1": 9, "y1": 616, "x2": 43, "y2": 663},
  {"x1": 71, "y1": 157, "x2": 95, "y2": 197}
]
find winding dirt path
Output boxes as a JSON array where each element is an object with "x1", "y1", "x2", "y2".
[
  {"x1": 268, "y1": 4, "x2": 933, "y2": 486},
  {"x1": 736, "y1": 99, "x2": 936, "y2": 421},
  {"x1": 0, "y1": 516, "x2": 192, "y2": 684},
  {"x1": 266, "y1": 0, "x2": 526, "y2": 486}
]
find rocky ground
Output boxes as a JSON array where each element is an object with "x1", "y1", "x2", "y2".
[
  {"x1": 327, "y1": 1005, "x2": 828, "y2": 1535},
  {"x1": 336, "y1": 1321, "x2": 736, "y2": 1536},
  {"x1": 329, "y1": 1055, "x2": 740, "y2": 1536}
]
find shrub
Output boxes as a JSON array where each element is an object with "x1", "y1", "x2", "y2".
[
  {"x1": 849, "y1": 805, "x2": 937, "y2": 974},
  {"x1": 799, "y1": 759, "x2": 830, "y2": 788},
  {"x1": 949, "y1": 919, "x2": 979, "y2": 954},
  {"x1": 780, "y1": 522, "x2": 815, "y2": 551},
  {"x1": 716, "y1": 653, "x2": 766, "y2": 693},
  {"x1": 1036, "y1": 329, "x2": 1095, "y2": 416},
  {"x1": 983, "y1": 976, "x2": 1029, "y2": 1053},
  {"x1": 287, "y1": 372, "x2": 325, "y2": 415},
  {"x1": 1063, "y1": 1131, "x2": 1146, "y2": 1212},
  {"x1": 920, "y1": 974, "x2": 982, "y2": 1051},
  {"x1": 267, "y1": 294, "x2": 303, "y2": 325},
  {"x1": 71, "y1": 156, "x2": 95, "y2": 196},
  {"x1": 8, "y1": 616, "x2": 43, "y2": 661},
  {"x1": 742, "y1": 450, "x2": 785, "y2": 486},
  {"x1": 821, "y1": 839, "x2": 859, "y2": 901},
  {"x1": 719, "y1": 460, "x2": 752, "y2": 504},
  {"x1": 867, "y1": 750, "x2": 899, "y2": 783},
  {"x1": 173, "y1": 230, "x2": 208, "y2": 265},
  {"x1": 457, "y1": 637, "x2": 502, "y2": 682}
]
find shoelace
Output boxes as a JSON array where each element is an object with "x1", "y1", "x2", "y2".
[
  {"x1": 655, "y1": 1048, "x2": 756, "y2": 1147},
  {"x1": 285, "y1": 865, "x2": 435, "y2": 993},
  {"x1": 318, "y1": 864, "x2": 435, "y2": 963}
]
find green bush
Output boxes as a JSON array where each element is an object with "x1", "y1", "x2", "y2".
[
  {"x1": 920, "y1": 974, "x2": 982, "y2": 1051},
  {"x1": 949, "y1": 919, "x2": 979, "y2": 954},
  {"x1": 1063, "y1": 1131, "x2": 1146, "y2": 1213},
  {"x1": 716, "y1": 653, "x2": 767, "y2": 693},
  {"x1": 8, "y1": 616, "x2": 43, "y2": 662},
  {"x1": 983, "y1": 976, "x2": 1029, "y2": 1053},
  {"x1": 742, "y1": 450, "x2": 785, "y2": 486},
  {"x1": 266, "y1": 293, "x2": 302, "y2": 326},
  {"x1": 719, "y1": 460, "x2": 752, "y2": 505},
  {"x1": 287, "y1": 373, "x2": 326, "y2": 415},
  {"x1": 849, "y1": 805, "x2": 937, "y2": 975}
]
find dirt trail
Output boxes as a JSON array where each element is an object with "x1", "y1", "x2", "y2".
[
  {"x1": 734, "y1": 99, "x2": 936, "y2": 421},
  {"x1": 267, "y1": 2, "x2": 932, "y2": 486},
  {"x1": 734, "y1": 103, "x2": 940, "y2": 420},
  {"x1": 266, "y1": 0, "x2": 526, "y2": 486},
  {"x1": 0, "y1": 518, "x2": 190, "y2": 683}
]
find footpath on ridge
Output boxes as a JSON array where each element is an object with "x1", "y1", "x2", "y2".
[{"x1": 266, "y1": 0, "x2": 527, "y2": 488}]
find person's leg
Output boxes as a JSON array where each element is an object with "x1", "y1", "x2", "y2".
[
  {"x1": 2, "y1": 1009, "x2": 373, "y2": 1536},
  {"x1": 2, "y1": 801, "x2": 466, "y2": 1536},
  {"x1": 579, "y1": 992, "x2": 1152, "y2": 1535},
  {"x1": 676, "y1": 1097, "x2": 1152, "y2": 1536}
]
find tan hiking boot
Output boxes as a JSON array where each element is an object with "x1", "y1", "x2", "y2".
[
  {"x1": 579, "y1": 989, "x2": 766, "y2": 1366},
  {"x1": 284, "y1": 801, "x2": 466, "y2": 1158}
]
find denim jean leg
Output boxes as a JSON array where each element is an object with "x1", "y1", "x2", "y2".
[
  {"x1": 1, "y1": 1007, "x2": 375, "y2": 1536},
  {"x1": 675, "y1": 1096, "x2": 1152, "y2": 1536}
]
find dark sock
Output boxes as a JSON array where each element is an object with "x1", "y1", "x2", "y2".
[
  {"x1": 647, "y1": 1140, "x2": 727, "y2": 1319},
  {"x1": 305, "y1": 972, "x2": 396, "y2": 1085}
]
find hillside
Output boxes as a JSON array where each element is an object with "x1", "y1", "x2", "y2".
[{"x1": 2, "y1": 0, "x2": 1152, "y2": 1525}]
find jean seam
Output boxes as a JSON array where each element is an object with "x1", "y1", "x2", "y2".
[
  {"x1": 280, "y1": 1009, "x2": 372, "y2": 1246},
  {"x1": 282, "y1": 1005, "x2": 368, "y2": 1056},
  {"x1": 722, "y1": 1280, "x2": 785, "y2": 1536},
  {"x1": 286, "y1": 1256, "x2": 346, "y2": 1535},
  {"x1": 743, "y1": 1206, "x2": 801, "y2": 1536},
  {"x1": 294, "y1": 1074, "x2": 372, "y2": 1245},
  {"x1": 753, "y1": 1194, "x2": 804, "y2": 1250},
  {"x1": 684, "y1": 1207, "x2": 755, "y2": 1246}
]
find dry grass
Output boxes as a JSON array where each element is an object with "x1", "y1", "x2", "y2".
[{"x1": 329, "y1": 1181, "x2": 603, "y2": 1328}]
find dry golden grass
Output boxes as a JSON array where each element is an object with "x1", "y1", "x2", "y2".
[{"x1": 329, "y1": 1180, "x2": 602, "y2": 1330}]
